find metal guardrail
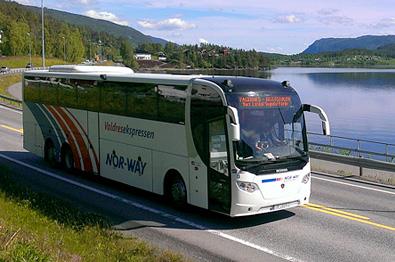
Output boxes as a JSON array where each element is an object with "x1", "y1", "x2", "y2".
[
  {"x1": 0, "y1": 67, "x2": 47, "y2": 76},
  {"x1": 0, "y1": 94, "x2": 22, "y2": 110},
  {"x1": 308, "y1": 131, "x2": 395, "y2": 175},
  {"x1": 308, "y1": 131, "x2": 395, "y2": 163},
  {"x1": 310, "y1": 150, "x2": 395, "y2": 173}
]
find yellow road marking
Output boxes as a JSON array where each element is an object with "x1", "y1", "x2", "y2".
[
  {"x1": 303, "y1": 204, "x2": 395, "y2": 232},
  {"x1": 0, "y1": 124, "x2": 23, "y2": 134},
  {"x1": 305, "y1": 203, "x2": 370, "y2": 220}
]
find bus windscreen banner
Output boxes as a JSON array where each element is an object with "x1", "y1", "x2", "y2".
[{"x1": 239, "y1": 96, "x2": 291, "y2": 108}]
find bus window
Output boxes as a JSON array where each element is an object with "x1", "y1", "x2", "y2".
[
  {"x1": 24, "y1": 77, "x2": 40, "y2": 103},
  {"x1": 101, "y1": 82, "x2": 127, "y2": 115},
  {"x1": 157, "y1": 85, "x2": 186, "y2": 124},
  {"x1": 76, "y1": 79, "x2": 100, "y2": 111},
  {"x1": 40, "y1": 78, "x2": 58, "y2": 106},
  {"x1": 126, "y1": 83, "x2": 157, "y2": 120},
  {"x1": 58, "y1": 79, "x2": 78, "y2": 109}
]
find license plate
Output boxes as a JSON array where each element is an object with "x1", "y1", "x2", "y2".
[{"x1": 270, "y1": 201, "x2": 299, "y2": 211}]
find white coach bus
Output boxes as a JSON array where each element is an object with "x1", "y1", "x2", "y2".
[{"x1": 22, "y1": 65, "x2": 330, "y2": 217}]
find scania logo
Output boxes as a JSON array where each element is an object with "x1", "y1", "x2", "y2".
[{"x1": 281, "y1": 184, "x2": 285, "y2": 189}]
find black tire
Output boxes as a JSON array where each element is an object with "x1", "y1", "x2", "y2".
[
  {"x1": 61, "y1": 145, "x2": 75, "y2": 172},
  {"x1": 166, "y1": 175, "x2": 187, "y2": 206},
  {"x1": 44, "y1": 140, "x2": 56, "y2": 167}
]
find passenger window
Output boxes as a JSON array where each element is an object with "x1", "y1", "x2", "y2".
[
  {"x1": 76, "y1": 79, "x2": 100, "y2": 111},
  {"x1": 101, "y1": 82, "x2": 127, "y2": 115},
  {"x1": 24, "y1": 77, "x2": 40, "y2": 102},
  {"x1": 126, "y1": 83, "x2": 157, "y2": 120},
  {"x1": 157, "y1": 85, "x2": 186, "y2": 124},
  {"x1": 58, "y1": 79, "x2": 78, "y2": 108}
]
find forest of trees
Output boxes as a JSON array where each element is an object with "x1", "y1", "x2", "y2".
[{"x1": 0, "y1": 0, "x2": 271, "y2": 70}]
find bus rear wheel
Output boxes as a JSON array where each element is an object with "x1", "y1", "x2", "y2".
[
  {"x1": 166, "y1": 175, "x2": 187, "y2": 206},
  {"x1": 61, "y1": 145, "x2": 75, "y2": 172}
]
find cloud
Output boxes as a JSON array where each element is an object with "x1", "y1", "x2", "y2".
[
  {"x1": 138, "y1": 18, "x2": 196, "y2": 30},
  {"x1": 84, "y1": 10, "x2": 129, "y2": 26},
  {"x1": 199, "y1": 38, "x2": 209, "y2": 44},
  {"x1": 371, "y1": 18, "x2": 395, "y2": 28},
  {"x1": 317, "y1": 8, "x2": 339, "y2": 16},
  {"x1": 318, "y1": 15, "x2": 353, "y2": 25},
  {"x1": 14, "y1": 0, "x2": 32, "y2": 4},
  {"x1": 274, "y1": 14, "x2": 302, "y2": 24},
  {"x1": 78, "y1": 0, "x2": 91, "y2": 4}
]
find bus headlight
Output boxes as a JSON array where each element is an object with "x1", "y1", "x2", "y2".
[
  {"x1": 237, "y1": 181, "x2": 258, "y2": 193},
  {"x1": 302, "y1": 173, "x2": 311, "y2": 184}
]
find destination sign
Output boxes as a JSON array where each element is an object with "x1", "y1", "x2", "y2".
[{"x1": 239, "y1": 96, "x2": 291, "y2": 108}]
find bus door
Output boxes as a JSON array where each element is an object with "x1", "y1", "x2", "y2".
[{"x1": 189, "y1": 81, "x2": 231, "y2": 214}]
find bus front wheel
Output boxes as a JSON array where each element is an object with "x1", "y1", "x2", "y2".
[{"x1": 166, "y1": 174, "x2": 187, "y2": 205}]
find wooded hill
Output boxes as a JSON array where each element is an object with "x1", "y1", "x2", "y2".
[{"x1": 0, "y1": 1, "x2": 271, "y2": 69}]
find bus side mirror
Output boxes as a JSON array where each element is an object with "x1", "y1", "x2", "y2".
[
  {"x1": 303, "y1": 104, "x2": 331, "y2": 136},
  {"x1": 227, "y1": 106, "x2": 240, "y2": 141}
]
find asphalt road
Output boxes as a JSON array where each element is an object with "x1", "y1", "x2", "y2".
[{"x1": 0, "y1": 105, "x2": 394, "y2": 262}]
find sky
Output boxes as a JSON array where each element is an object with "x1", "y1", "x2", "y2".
[{"x1": 15, "y1": 0, "x2": 395, "y2": 54}]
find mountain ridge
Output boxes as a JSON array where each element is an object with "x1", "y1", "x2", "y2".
[
  {"x1": 22, "y1": 4, "x2": 167, "y2": 46},
  {"x1": 303, "y1": 35, "x2": 395, "y2": 54}
]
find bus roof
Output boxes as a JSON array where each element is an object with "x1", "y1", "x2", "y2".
[
  {"x1": 24, "y1": 65, "x2": 207, "y2": 85},
  {"x1": 24, "y1": 65, "x2": 295, "y2": 93}
]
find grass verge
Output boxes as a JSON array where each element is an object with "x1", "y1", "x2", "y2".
[
  {"x1": 0, "y1": 56, "x2": 66, "y2": 68},
  {"x1": 0, "y1": 165, "x2": 184, "y2": 261},
  {"x1": 0, "y1": 74, "x2": 22, "y2": 109}
]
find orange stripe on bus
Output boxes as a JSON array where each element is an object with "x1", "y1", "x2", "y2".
[
  {"x1": 46, "y1": 105, "x2": 82, "y2": 170},
  {"x1": 55, "y1": 107, "x2": 93, "y2": 173},
  {"x1": 65, "y1": 108, "x2": 100, "y2": 173}
]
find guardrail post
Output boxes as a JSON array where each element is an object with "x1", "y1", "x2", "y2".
[{"x1": 385, "y1": 144, "x2": 389, "y2": 162}]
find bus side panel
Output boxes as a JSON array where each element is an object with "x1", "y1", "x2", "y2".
[
  {"x1": 100, "y1": 139, "x2": 153, "y2": 192},
  {"x1": 23, "y1": 102, "x2": 44, "y2": 157},
  {"x1": 88, "y1": 111, "x2": 100, "y2": 174},
  {"x1": 152, "y1": 151, "x2": 189, "y2": 197}
]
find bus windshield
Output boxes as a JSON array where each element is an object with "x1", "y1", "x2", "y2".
[{"x1": 227, "y1": 92, "x2": 307, "y2": 165}]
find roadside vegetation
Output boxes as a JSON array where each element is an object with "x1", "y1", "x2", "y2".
[
  {"x1": 0, "y1": 56, "x2": 65, "y2": 69},
  {"x1": 0, "y1": 74, "x2": 21, "y2": 97},
  {"x1": 0, "y1": 165, "x2": 184, "y2": 261}
]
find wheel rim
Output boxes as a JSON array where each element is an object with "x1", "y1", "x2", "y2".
[
  {"x1": 64, "y1": 150, "x2": 74, "y2": 170},
  {"x1": 170, "y1": 178, "x2": 186, "y2": 203}
]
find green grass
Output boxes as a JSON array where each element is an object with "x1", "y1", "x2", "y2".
[
  {"x1": 0, "y1": 56, "x2": 66, "y2": 68},
  {"x1": 0, "y1": 165, "x2": 184, "y2": 261},
  {"x1": 0, "y1": 74, "x2": 22, "y2": 108},
  {"x1": 0, "y1": 74, "x2": 21, "y2": 97}
]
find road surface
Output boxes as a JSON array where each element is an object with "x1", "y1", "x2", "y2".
[{"x1": 0, "y1": 105, "x2": 394, "y2": 262}]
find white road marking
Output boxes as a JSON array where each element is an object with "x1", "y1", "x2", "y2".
[
  {"x1": 0, "y1": 105, "x2": 22, "y2": 114},
  {"x1": 0, "y1": 153, "x2": 303, "y2": 262},
  {"x1": 312, "y1": 176, "x2": 395, "y2": 195}
]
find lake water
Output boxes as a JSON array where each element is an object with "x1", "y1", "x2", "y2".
[
  {"x1": 159, "y1": 67, "x2": 395, "y2": 153},
  {"x1": 268, "y1": 67, "x2": 395, "y2": 147}
]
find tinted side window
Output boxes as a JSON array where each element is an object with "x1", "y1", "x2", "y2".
[
  {"x1": 24, "y1": 77, "x2": 40, "y2": 103},
  {"x1": 190, "y1": 84, "x2": 225, "y2": 164},
  {"x1": 75, "y1": 79, "x2": 100, "y2": 111},
  {"x1": 40, "y1": 78, "x2": 58, "y2": 105},
  {"x1": 101, "y1": 81, "x2": 127, "y2": 115},
  {"x1": 58, "y1": 78, "x2": 78, "y2": 109},
  {"x1": 125, "y1": 83, "x2": 157, "y2": 120},
  {"x1": 157, "y1": 85, "x2": 186, "y2": 124}
]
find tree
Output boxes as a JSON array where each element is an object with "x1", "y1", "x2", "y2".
[
  {"x1": 120, "y1": 39, "x2": 138, "y2": 68},
  {"x1": 7, "y1": 21, "x2": 29, "y2": 56}
]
